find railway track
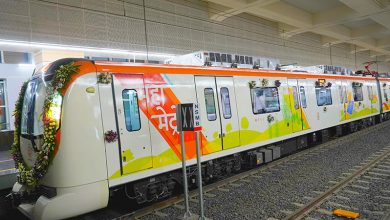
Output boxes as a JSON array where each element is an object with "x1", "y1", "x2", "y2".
[
  {"x1": 109, "y1": 122, "x2": 389, "y2": 220},
  {"x1": 284, "y1": 145, "x2": 390, "y2": 220}
]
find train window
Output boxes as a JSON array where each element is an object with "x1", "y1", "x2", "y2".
[
  {"x1": 122, "y1": 90, "x2": 141, "y2": 132},
  {"x1": 249, "y1": 57, "x2": 253, "y2": 65},
  {"x1": 251, "y1": 87, "x2": 280, "y2": 114},
  {"x1": 292, "y1": 86, "x2": 299, "y2": 109},
  {"x1": 352, "y1": 84, "x2": 363, "y2": 101},
  {"x1": 204, "y1": 88, "x2": 217, "y2": 121},
  {"x1": 339, "y1": 86, "x2": 347, "y2": 103},
  {"x1": 220, "y1": 87, "x2": 232, "y2": 119},
  {"x1": 367, "y1": 86, "x2": 373, "y2": 100},
  {"x1": 315, "y1": 87, "x2": 332, "y2": 106},
  {"x1": 300, "y1": 86, "x2": 307, "y2": 108}
]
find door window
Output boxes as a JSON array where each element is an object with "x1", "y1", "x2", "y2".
[
  {"x1": 339, "y1": 85, "x2": 347, "y2": 103},
  {"x1": 367, "y1": 86, "x2": 373, "y2": 100},
  {"x1": 122, "y1": 89, "x2": 141, "y2": 131},
  {"x1": 299, "y1": 86, "x2": 307, "y2": 108},
  {"x1": 220, "y1": 87, "x2": 232, "y2": 119},
  {"x1": 204, "y1": 88, "x2": 217, "y2": 121},
  {"x1": 292, "y1": 86, "x2": 299, "y2": 109}
]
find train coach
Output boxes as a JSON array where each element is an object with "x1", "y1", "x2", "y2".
[{"x1": 9, "y1": 58, "x2": 390, "y2": 219}]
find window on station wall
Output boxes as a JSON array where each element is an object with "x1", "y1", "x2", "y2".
[
  {"x1": 0, "y1": 80, "x2": 8, "y2": 130},
  {"x1": 339, "y1": 85, "x2": 347, "y2": 103},
  {"x1": 3, "y1": 51, "x2": 32, "y2": 64},
  {"x1": 251, "y1": 87, "x2": 280, "y2": 114},
  {"x1": 300, "y1": 86, "x2": 307, "y2": 108},
  {"x1": 204, "y1": 88, "x2": 217, "y2": 121},
  {"x1": 220, "y1": 87, "x2": 232, "y2": 119},
  {"x1": 122, "y1": 89, "x2": 141, "y2": 131},
  {"x1": 315, "y1": 87, "x2": 332, "y2": 106},
  {"x1": 352, "y1": 83, "x2": 364, "y2": 101}
]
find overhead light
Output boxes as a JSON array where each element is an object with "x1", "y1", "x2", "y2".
[{"x1": 0, "y1": 39, "x2": 176, "y2": 58}]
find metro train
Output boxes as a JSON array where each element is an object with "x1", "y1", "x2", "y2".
[{"x1": 9, "y1": 58, "x2": 390, "y2": 219}]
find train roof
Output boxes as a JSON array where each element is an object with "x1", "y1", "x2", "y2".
[{"x1": 34, "y1": 58, "x2": 390, "y2": 82}]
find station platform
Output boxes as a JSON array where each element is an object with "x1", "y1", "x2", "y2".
[{"x1": 0, "y1": 151, "x2": 16, "y2": 190}]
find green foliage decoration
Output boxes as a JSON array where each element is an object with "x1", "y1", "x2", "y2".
[{"x1": 10, "y1": 62, "x2": 80, "y2": 190}]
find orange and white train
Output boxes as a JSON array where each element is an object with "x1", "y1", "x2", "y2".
[{"x1": 10, "y1": 58, "x2": 390, "y2": 219}]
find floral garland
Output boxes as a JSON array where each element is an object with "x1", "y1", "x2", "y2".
[{"x1": 11, "y1": 62, "x2": 80, "y2": 190}]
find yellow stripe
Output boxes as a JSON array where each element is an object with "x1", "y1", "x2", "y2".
[{"x1": 0, "y1": 168, "x2": 16, "y2": 173}]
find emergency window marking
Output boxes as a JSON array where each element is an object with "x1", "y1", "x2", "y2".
[
  {"x1": 204, "y1": 88, "x2": 217, "y2": 121},
  {"x1": 220, "y1": 87, "x2": 232, "y2": 119},
  {"x1": 122, "y1": 89, "x2": 141, "y2": 131},
  {"x1": 353, "y1": 84, "x2": 364, "y2": 101},
  {"x1": 251, "y1": 87, "x2": 280, "y2": 114},
  {"x1": 315, "y1": 87, "x2": 332, "y2": 106},
  {"x1": 300, "y1": 86, "x2": 307, "y2": 108}
]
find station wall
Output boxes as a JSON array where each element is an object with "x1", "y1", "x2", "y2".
[{"x1": 0, "y1": 0, "x2": 389, "y2": 72}]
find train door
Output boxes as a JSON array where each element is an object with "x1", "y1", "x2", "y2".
[
  {"x1": 287, "y1": 79, "x2": 308, "y2": 132},
  {"x1": 216, "y1": 77, "x2": 240, "y2": 149},
  {"x1": 339, "y1": 80, "x2": 348, "y2": 121},
  {"x1": 195, "y1": 76, "x2": 240, "y2": 154},
  {"x1": 112, "y1": 73, "x2": 153, "y2": 175}
]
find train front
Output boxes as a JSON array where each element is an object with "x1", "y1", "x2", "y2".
[{"x1": 8, "y1": 59, "x2": 110, "y2": 220}]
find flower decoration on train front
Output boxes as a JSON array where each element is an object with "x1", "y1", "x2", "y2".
[
  {"x1": 98, "y1": 72, "x2": 112, "y2": 84},
  {"x1": 274, "y1": 80, "x2": 281, "y2": 87},
  {"x1": 104, "y1": 130, "x2": 118, "y2": 143},
  {"x1": 11, "y1": 62, "x2": 80, "y2": 190}
]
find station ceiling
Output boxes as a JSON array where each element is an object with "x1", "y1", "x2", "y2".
[{"x1": 205, "y1": 0, "x2": 390, "y2": 61}]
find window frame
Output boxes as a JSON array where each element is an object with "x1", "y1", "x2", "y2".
[
  {"x1": 352, "y1": 83, "x2": 364, "y2": 101},
  {"x1": 220, "y1": 87, "x2": 232, "y2": 119},
  {"x1": 122, "y1": 89, "x2": 142, "y2": 132},
  {"x1": 0, "y1": 79, "x2": 8, "y2": 131},
  {"x1": 292, "y1": 86, "x2": 299, "y2": 109},
  {"x1": 299, "y1": 86, "x2": 307, "y2": 108},
  {"x1": 250, "y1": 86, "x2": 281, "y2": 114},
  {"x1": 204, "y1": 88, "x2": 217, "y2": 121},
  {"x1": 315, "y1": 86, "x2": 333, "y2": 106}
]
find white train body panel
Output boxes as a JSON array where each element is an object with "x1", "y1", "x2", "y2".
[{"x1": 13, "y1": 59, "x2": 389, "y2": 219}]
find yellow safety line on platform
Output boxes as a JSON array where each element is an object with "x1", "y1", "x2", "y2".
[{"x1": 0, "y1": 168, "x2": 16, "y2": 173}]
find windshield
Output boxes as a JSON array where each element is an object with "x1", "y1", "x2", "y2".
[{"x1": 21, "y1": 78, "x2": 47, "y2": 136}]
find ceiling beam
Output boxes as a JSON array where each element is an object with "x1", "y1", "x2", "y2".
[
  {"x1": 208, "y1": 0, "x2": 279, "y2": 22},
  {"x1": 351, "y1": 24, "x2": 387, "y2": 39},
  {"x1": 205, "y1": 0, "x2": 390, "y2": 56}
]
